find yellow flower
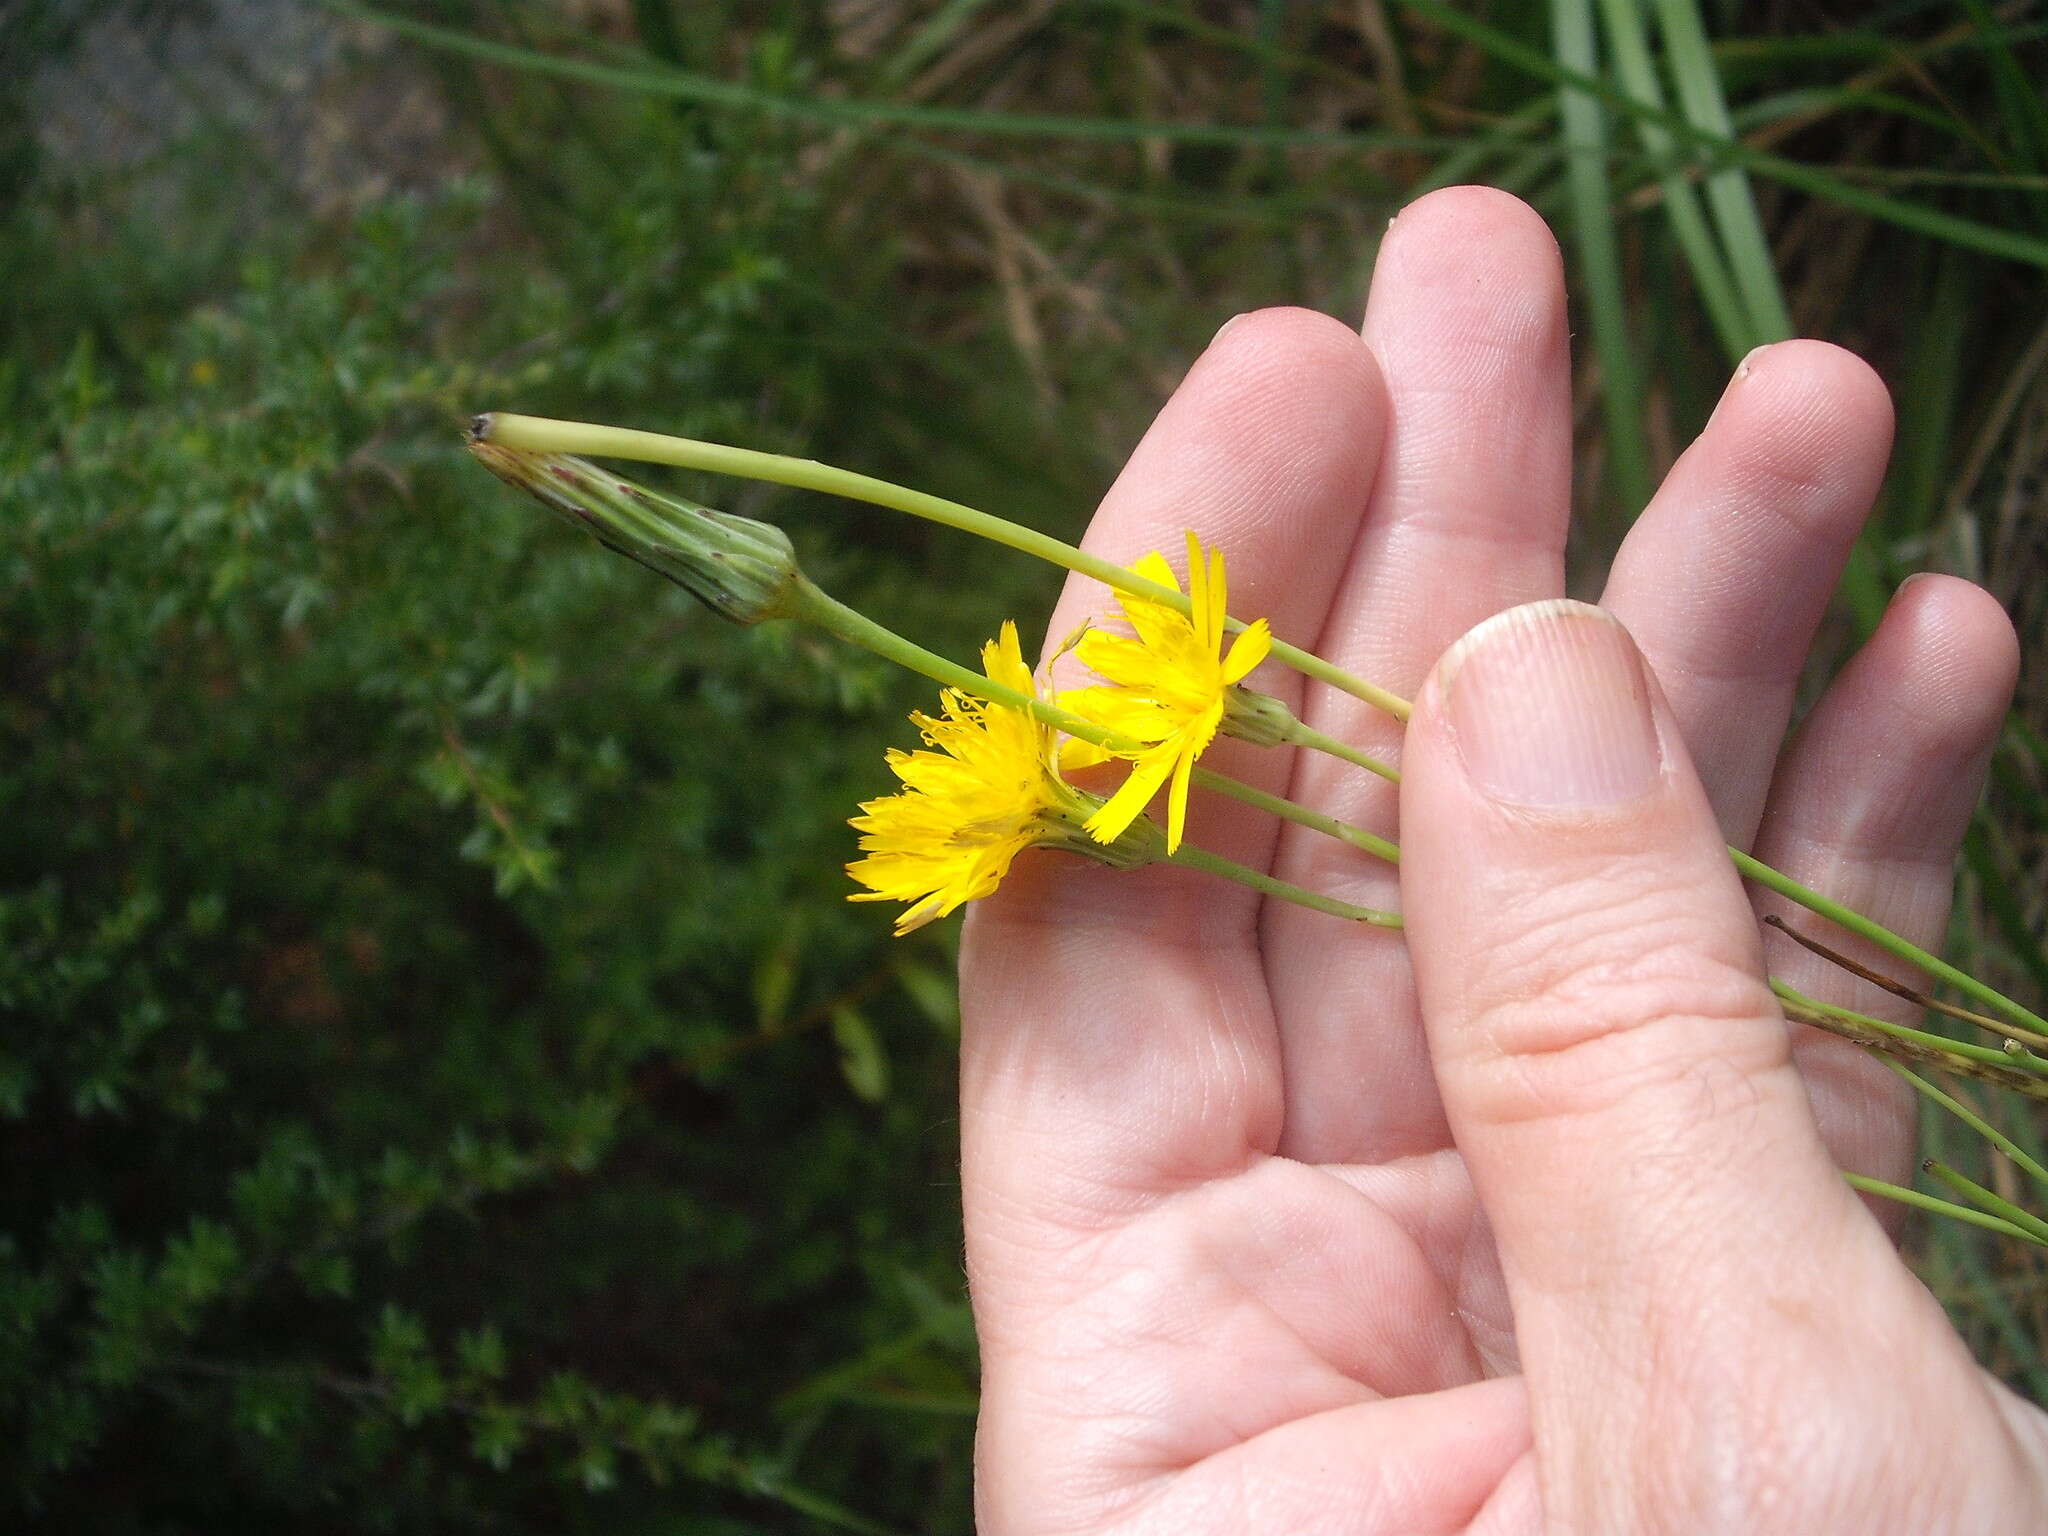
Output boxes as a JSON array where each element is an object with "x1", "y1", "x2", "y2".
[
  {"x1": 1060, "y1": 531, "x2": 1271, "y2": 853},
  {"x1": 846, "y1": 622, "x2": 1155, "y2": 935}
]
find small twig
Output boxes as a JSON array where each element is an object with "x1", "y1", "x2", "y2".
[{"x1": 1764, "y1": 915, "x2": 2048, "y2": 1050}]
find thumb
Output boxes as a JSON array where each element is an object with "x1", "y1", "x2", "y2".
[{"x1": 1400, "y1": 600, "x2": 1933, "y2": 1513}]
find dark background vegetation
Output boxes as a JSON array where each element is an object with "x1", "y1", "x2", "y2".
[{"x1": 4, "y1": 0, "x2": 2047, "y2": 1528}]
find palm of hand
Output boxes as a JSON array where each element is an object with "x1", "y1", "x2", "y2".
[{"x1": 958, "y1": 190, "x2": 2046, "y2": 1533}]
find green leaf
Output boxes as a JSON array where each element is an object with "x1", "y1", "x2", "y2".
[
  {"x1": 893, "y1": 960, "x2": 959, "y2": 1037},
  {"x1": 830, "y1": 1005, "x2": 889, "y2": 1103}
]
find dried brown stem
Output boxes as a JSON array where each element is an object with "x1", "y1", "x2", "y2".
[{"x1": 1764, "y1": 914, "x2": 2048, "y2": 1050}]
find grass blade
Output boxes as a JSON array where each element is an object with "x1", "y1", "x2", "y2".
[
  {"x1": 1552, "y1": 0, "x2": 1653, "y2": 511},
  {"x1": 1649, "y1": 0, "x2": 1794, "y2": 342},
  {"x1": 328, "y1": 1, "x2": 1465, "y2": 155},
  {"x1": 1395, "y1": 0, "x2": 2048, "y2": 270},
  {"x1": 1592, "y1": 0, "x2": 1753, "y2": 359},
  {"x1": 1413, "y1": 94, "x2": 1559, "y2": 196}
]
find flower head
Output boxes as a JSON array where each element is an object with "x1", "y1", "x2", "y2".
[
  {"x1": 1059, "y1": 531, "x2": 1271, "y2": 852},
  {"x1": 847, "y1": 623, "x2": 1157, "y2": 935}
]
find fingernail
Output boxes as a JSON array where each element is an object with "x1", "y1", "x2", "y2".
[
  {"x1": 1893, "y1": 570, "x2": 1941, "y2": 602},
  {"x1": 1706, "y1": 344, "x2": 1776, "y2": 430},
  {"x1": 1212, "y1": 312, "x2": 1247, "y2": 344},
  {"x1": 1441, "y1": 600, "x2": 1660, "y2": 808},
  {"x1": 1734, "y1": 342, "x2": 1776, "y2": 381}
]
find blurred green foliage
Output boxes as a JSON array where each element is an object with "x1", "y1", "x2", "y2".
[{"x1": 4, "y1": 0, "x2": 2048, "y2": 1528}]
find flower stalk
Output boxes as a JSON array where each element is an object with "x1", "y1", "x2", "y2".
[
  {"x1": 1885, "y1": 1063, "x2": 2048, "y2": 1194},
  {"x1": 473, "y1": 412, "x2": 2048, "y2": 1049},
  {"x1": 1842, "y1": 1174, "x2": 2048, "y2": 1249},
  {"x1": 473, "y1": 442, "x2": 1399, "y2": 926},
  {"x1": 1921, "y1": 1161, "x2": 2048, "y2": 1246},
  {"x1": 473, "y1": 412, "x2": 1414, "y2": 722}
]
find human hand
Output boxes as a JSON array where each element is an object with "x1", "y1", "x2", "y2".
[{"x1": 958, "y1": 187, "x2": 2046, "y2": 1532}]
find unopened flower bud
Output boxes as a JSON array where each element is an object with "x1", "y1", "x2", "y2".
[
  {"x1": 1221, "y1": 685, "x2": 1295, "y2": 749},
  {"x1": 469, "y1": 434, "x2": 800, "y2": 626}
]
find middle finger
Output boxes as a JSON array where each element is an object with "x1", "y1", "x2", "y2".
[{"x1": 1266, "y1": 186, "x2": 1575, "y2": 1166}]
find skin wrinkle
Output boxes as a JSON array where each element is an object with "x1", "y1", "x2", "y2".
[
  {"x1": 1331, "y1": 1150, "x2": 1517, "y2": 1377},
  {"x1": 1454, "y1": 996, "x2": 1798, "y2": 1140},
  {"x1": 1117, "y1": 1384, "x2": 1527, "y2": 1536},
  {"x1": 1011, "y1": 1196, "x2": 1377, "y2": 1473},
  {"x1": 986, "y1": 857, "x2": 1266, "y2": 943},
  {"x1": 962, "y1": 997, "x2": 1281, "y2": 1223},
  {"x1": 1433, "y1": 828, "x2": 1769, "y2": 1026},
  {"x1": 1531, "y1": 1237, "x2": 1865, "y2": 1528},
  {"x1": 1201, "y1": 1167, "x2": 1460, "y2": 1394}
]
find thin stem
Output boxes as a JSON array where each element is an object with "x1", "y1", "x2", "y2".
[
  {"x1": 1775, "y1": 981, "x2": 2048, "y2": 1090},
  {"x1": 1649, "y1": 0, "x2": 1797, "y2": 344},
  {"x1": 1843, "y1": 1173, "x2": 2048, "y2": 1247},
  {"x1": 1280, "y1": 719, "x2": 1400, "y2": 782},
  {"x1": 1889, "y1": 1062, "x2": 2048, "y2": 1194},
  {"x1": 478, "y1": 413, "x2": 1411, "y2": 720},
  {"x1": 1743, "y1": 850, "x2": 2048, "y2": 1039},
  {"x1": 1923, "y1": 1161, "x2": 2048, "y2": 1246},
  {"x1": 1765, "y1": 914, "x2": 2048, "y2": 1049},
  {"x1": 1204, "y1": 776, "x2": 1400, "y2": 864},
  {"x1": 1168, "y1": 845, "x2": 1402, "y2": 928},
  {"x1": 787, "y1": 576, "x2": 1400, "y2": 867}
]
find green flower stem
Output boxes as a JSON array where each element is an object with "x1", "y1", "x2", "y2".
[
  {"x1": 1198, "y1": 775, "x2": 1399, "y2": 865},
  {"x1": 1843, "y1": 1173, "x2": 2048, "y2": 1248},
  {"x1": 787, "y1": 576, "x2": 1401, "y2": 868},
  {"x1": 477, "y1": 413, "x2": 1412, "y2": 721},
  {"x1": 1888, "y1": 1062, "x2": 2048, "y2": 1194},
  {"x1": 1279, "y1": 719, "x2": 1399, "y2": 783},
  {"x1": 1742, "y1": 850, "x2": 2048, "y2": 1039},
  {"x1": 1167, "y1": 845, "x2": 1402, "y2": 928},
  {"x1": 478, "y1": 414, "x2": 2046, "y2": 1044},
  {"x1": 1922, "y1": 1161, "x2": 2048, "y2": 1246}
]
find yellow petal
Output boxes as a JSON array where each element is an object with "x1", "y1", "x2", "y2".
[
  {"x1": 1073, "y1": 630, "x2": 1167, "y2": 689},
  {"x1": 1117, "y1": 590, "x2": 1193, "y2": 660},
  {"x1": 1130, "y1": 549, "x2": 1180, "y2": 595},
  {"x1": 1060, "y1": 735, "x2": 1114, "y2": 770},
  {"x1": 1183, "y1": 530, "x2": 1211, "y2": 655},
  {"x1": 981, "y1": 620, "x2": 1034, "y2": 697},
  {"x1": 1165, "y1": 703, "x2": 1226, "y2": 852},
  {"x1": 1164, "y1": 738, "x2": 1197, "y2": 854},
  {"x1": 1059, "y1": 685, "x2": 1177, "y2": 745},
  {"x1": 1221, "y1": 618, "x2": 1271, "y2": 684},
  {"x1": 1207, "y1": 545, "x2": 1228, "y2": 654},
  {"x1": 892, "y1": 892, "x2": 950, "y2": 935},
  {"x1": 1083, "y1": 741, "x2": 1177, "y2": 844}
]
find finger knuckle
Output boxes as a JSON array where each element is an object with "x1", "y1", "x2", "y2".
[{"x1": 1448, "y1": 872, "x2": 1787, "y2": 1129}]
